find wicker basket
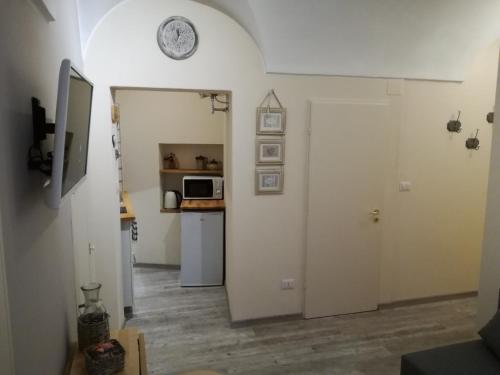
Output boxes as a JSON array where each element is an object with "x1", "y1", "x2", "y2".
[
  {"x1": 84, "y1": 339, "x2": 125, "y2": 375},
  {"x1": 78, "y1": 312, "x2": 110, "y2": 350}
]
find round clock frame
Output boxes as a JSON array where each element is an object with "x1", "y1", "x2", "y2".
[{"x1": 157, "y1": 16, "x2": 199, "y2": 60}]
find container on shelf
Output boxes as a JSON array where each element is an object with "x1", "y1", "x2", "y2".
[
  {"x1": 206, "y1": 159, "x2": 219, "y2": 170},
  {"x1": 84, "y1": 339, "x2": 125, "y2": 375},
  {"x1": 77, "y1": 282, "x2": 110, "y2": 350},
  {"x1": 195, "y1": 155, "x2": 208, "y2": 170},
  {"x1": 163, "y1": 152, "x2": 179, "y2": 169}
]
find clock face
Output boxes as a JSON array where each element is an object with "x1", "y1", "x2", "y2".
[{"x1": 157, "y1": 16, "x2": 198, "y2": 60}]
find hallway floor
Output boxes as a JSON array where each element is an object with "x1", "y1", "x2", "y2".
[{"x1": 126, "y1": 267, "x2": 478, "y2": 375}]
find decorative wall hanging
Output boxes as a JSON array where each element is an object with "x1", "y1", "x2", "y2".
[
  {"x1": 255, "y1": 90, "x2": 286, "y2": 195},
  {"x1": 256, "y1": 138, "x2": 285, "y2": 165},
  {"x1": 255, "y1": 166, "x2": 284, "y2": 195},
  {"x1": 157, "y1": 16, "x2": 198, "y2": 60},
  {"x1": 465, "y1": 129, "x2": 480, "y2": 150},
  {"x1": 447, "y1": 111, "x2": 462, "y2": 133},
  {"x1": 256, "y1": 90, "x2": 286, "y2": 135}
]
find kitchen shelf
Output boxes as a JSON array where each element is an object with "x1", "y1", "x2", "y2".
[
  {"x1": 160, "y1": 168, "x2": 223, "y2": 175},
  {"x1": 160, "y1": 208, "x2": 181, "y2": 213}
]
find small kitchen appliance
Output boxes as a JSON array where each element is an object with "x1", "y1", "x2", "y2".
[
  {"x1": 182, "y1": 176, "x2": 223, "y2": 200},
  {"x1": 164, "y1": 190, "x2": 182, "y2": 209}
]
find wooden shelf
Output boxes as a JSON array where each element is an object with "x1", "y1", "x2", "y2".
[
  {"x1": 120, "y1": 191, "x2": 136, "y2": 222},
  {"x1": 160, "y1": 168, "x2": 222, "y2": 175},
  {"x1": 160, "y1": 208, "x2": 181, "y2": 213}
]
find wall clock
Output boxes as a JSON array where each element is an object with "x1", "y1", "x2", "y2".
[{"x1": 157, "y1": 16, "x2": 198, "y2": 60}]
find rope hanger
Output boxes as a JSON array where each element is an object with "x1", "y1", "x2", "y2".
[{"x1": 258, "y1": 89, "x2": 284, "y2": 112}]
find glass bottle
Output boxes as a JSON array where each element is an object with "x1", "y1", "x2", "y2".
[
  {"x1": 78, "y1": 282, "x2": 110, "y2": 350},
  {"x1": 80, "y1": 282, "x2": 107, "y2": 316}
]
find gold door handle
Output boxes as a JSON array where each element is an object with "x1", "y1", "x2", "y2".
[{"x1": 370, "y1": 209, "x2": 380, "y2": 222}]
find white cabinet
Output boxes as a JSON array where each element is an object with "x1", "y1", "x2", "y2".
[{"x1": 181, "y1": 211, "x2": 224, "y2": 286}]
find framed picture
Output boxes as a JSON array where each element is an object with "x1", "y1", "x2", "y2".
[
  {"x1": 256, "y1": 108, "x2": 286, "y2": 135},
  {"x1": 256, "y1": 138, "x2": 285, "y2": 165},
  {"x1": 255, "y1": 166, "x2": 284, "y2": 195}
]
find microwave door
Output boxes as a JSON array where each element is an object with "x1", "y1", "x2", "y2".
[{"x1": 185, "y1": 179, "x2": 214, "y2": 199}]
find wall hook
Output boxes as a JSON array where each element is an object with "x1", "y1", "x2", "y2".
[
  {"x1": 465, "y1": 129, "x2": 480, "y2": 150},
  {"x1": 447, "y1": 111, "x2": 462, "y2": 133}
]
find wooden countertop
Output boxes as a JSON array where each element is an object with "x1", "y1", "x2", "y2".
[
  {"x1": 67, "y1": 327, "x2": 147, "y2": 375},
  {"x1": 180, "y1": 199, "x2": 225, "y2": 211},
  {"x1": 120, "y1": 192, "x2": 136, "y2": 221}
]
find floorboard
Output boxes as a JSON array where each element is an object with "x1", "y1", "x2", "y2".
[{"x1": 126, "y1": 267, "x2": 478, "y2": 375}]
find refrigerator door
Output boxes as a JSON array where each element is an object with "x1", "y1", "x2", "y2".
[{"x1": 181, "y1": 211, "x2": 223, "y2": 286}]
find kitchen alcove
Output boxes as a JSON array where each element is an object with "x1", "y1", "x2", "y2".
[{"x1": 159, "y1": 143, "x2": 224, "y2": 212}]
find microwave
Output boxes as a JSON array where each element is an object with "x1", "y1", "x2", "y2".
[{"x1": 183, "y1": 176, "x2": 223, "y2": 200}]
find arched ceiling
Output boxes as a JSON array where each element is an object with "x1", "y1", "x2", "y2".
[{"x1": 78, "y1": 0, "x2": 500, "y2": 81}]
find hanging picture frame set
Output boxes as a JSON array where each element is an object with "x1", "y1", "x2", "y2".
[{"x1": 255, "y1": 89, "x2": 286, "y2": 195}]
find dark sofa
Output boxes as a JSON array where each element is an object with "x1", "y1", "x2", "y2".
[{"x1": 401, "y1": 340, "x2": 500, "y2": 375}]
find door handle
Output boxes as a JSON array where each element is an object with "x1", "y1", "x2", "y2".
[{"x1": 370, "y1": 209, "x2": 380, "y2": 222}]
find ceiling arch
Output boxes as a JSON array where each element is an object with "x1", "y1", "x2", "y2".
[{"x1": 78, "y1": 0, "x2": 500, "y2": 81}]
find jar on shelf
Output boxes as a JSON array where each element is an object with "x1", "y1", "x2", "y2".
[
  {"x1": 77, "y1": 282, "x2": 110, "y2": 350},
  {"x1": 163, "y1": 153, "x2": 179, "y2": 169},
  {"x1": 206, "y1": 159, "x2": 219, "y2": 171},
  {"x1": 195, "y1": 155, "x2": 207, "y2": 170}
]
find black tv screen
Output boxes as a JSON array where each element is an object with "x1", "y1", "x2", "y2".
[{"x1": 61, "y1": 68, "x2": 93, "y2": 196}]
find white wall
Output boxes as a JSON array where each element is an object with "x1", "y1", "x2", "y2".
[
  {"x1": 249, "y1": 0, "x2": 500, "y2": 81},
  {"x1": 382, "y1": 44, "x2": 498, "y2": 302},
  {"x1": 79, "y1": 0, "x2": 500, "y2": 81},
  {"x1": 77, "y1": 0, "x2": 123, "y2": 53},
  {"x1": 478, "y1": 51, "x2": 500, "y2": 327},
  {"x1": 85, "y1": 0, "x2": 498, "y2": 321},
  {"x1": 0, "y1": 204, "x2": 14, "y2": 375},
  {"x1": 115, "y1": 90, "x2": 225, "y2": 264},
  {"x1": 0, "y1": 0, "x2": 87, "y2": 372}
]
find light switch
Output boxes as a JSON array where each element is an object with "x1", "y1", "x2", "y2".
[{"x1": 399, "y1": 181, "x2": 412, "y2": 192}]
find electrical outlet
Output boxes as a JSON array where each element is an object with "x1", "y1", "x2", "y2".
[{"x1": 281, "y1": 279, "x2": 295, "y2": 290}]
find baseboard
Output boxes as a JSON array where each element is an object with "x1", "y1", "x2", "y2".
[
  {"x1": 379, "y1": 291, "x2": 478, "y2": 310},
  {"x1": 230, "y1": 292, "x2": 476, "y2": 327},
  {"x1": 134, "y1": 263, "x2": 180, "y2": 270},
  {"x1": 230, "y1": 313, "x2": 303, "y2": 328}
]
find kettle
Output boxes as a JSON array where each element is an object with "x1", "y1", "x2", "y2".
[{"x1": 164, "y1": 190, "x2": 182, "y2": 209}]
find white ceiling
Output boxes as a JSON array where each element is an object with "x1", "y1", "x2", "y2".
[{"x1": 78, "y1": 0, "x2": 500, "y2": 81}]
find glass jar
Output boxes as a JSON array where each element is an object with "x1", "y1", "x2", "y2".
[
  {"x1": 80, "y1": 282, "x2": 107, "y2": 315},
  {"x1": 78, "y1": 282, "x2": 110, "y2": 350}
]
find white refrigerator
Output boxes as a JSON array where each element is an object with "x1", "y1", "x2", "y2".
[{"x1": 181, "y1": 211, "x2": 224, "y2": 286}]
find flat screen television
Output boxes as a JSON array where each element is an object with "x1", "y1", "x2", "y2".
[{"x1": 46, "y1": 59, "x2": 93, "y2": 208}]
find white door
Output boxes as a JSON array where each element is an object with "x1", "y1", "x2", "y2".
[{"x1": 305, "y1": 99, "x2": 391, "y2": 319}]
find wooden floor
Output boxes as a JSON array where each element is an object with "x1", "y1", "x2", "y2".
[{"x1": 126, "y1": 267, "x2": 478, "y2": 375}]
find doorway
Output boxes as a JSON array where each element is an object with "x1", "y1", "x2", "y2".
[{"x1": 111, "y1": 88, "x2": 231, "y2": 318}]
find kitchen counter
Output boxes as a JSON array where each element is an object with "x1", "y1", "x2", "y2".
[
  {"x1": 120, "y1": 191, "x2": 136, "y2": 221},
  {"x1": 180, "y1": 199, "x2": 225, "y2": 211}
]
